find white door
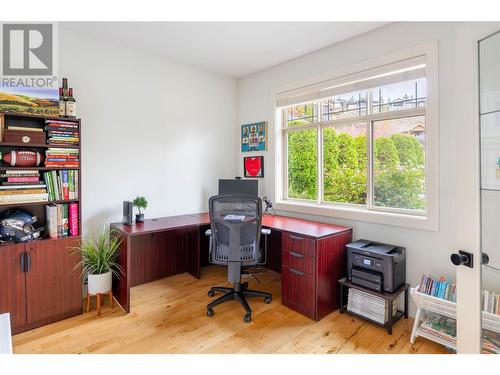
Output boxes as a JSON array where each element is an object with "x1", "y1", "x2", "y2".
[{"x1": 454, "y1": 23, "x2": 500, "y2": 354}]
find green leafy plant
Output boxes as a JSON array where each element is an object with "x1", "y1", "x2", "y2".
[
  {"x1": 287, "y1": 128, "x2": 425, "y2": 210},
  {"x1": 133, "y1": 196, "x2": 148, "y2": 214},
  {"x1": 72, "y1": 228, "x2": 124, "y2": 278}
]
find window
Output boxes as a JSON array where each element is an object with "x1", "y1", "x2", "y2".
[{"x1": 275, "y1": 45, "x2": 438, "y2": 228}]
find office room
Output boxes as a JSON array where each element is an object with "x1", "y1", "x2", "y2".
[{"x1": 1, "y1": 1, "x2": 500, "y2": 373}]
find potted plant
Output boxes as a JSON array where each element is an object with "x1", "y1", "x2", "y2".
[
  {"x1": 73, "y1": 228, "x2": 124, "y2": 296},
  {"x1": 133, "y1": 196, "x2": 148, "y2": 223}
]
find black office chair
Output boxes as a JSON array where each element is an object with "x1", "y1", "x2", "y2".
[{"x1": 205, "y1": 194, "x2": 272, "y2": 322}]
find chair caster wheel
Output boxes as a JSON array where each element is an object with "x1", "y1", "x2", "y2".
[
  {"x1": 264, "y1": 297, "x2": 272, "y2": 304},
  {"x1": 244, "y1": 313, "x2": 252, "y2": 323},
  {"x1": 207, "y1": 309, "x2": 214, "y2": 317},
  {"x1": 208, "y1": 290, "x2": 215, "y2": 297}
]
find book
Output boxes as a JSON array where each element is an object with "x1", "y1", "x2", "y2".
[
  {"x1": 56, "y1": 204, "x2": 63, "y2": 237},
  {"x1": 46, "y1": 204, "x2": 58, "y2": 239},
  {"x1": 0, "y1": 193, "x2": 48, "y2": 204},
  {"x1": 61, "y1": 170, "x2": 69, "y2": 200},
  {"x1": 2, "y1": 181, "x2": 42, "y2": 186},
  {"x1": 0, "y1": 188, "x2": 46, "y2": 195},
  {"x1": 5, "y1": 170, "x2": 39, "y2": 175},
  {"x1": 0, "y1": 184, "x2": 46, "y2": 190},
  {"x1": 7, "y1": 176, "x2": 39, "y2": 183},
  {"x1": 74, "y1": 170, "x2": 78, "y2": 199},
  {"x1": 62, "y1": 204, "x2": 69, "y2": 236},
  {"x1": 51, "y1": 170, "x2": 60, "y2": 200},
  {"x1": 69, "y1": 202, "x2": 79, "y2": 236},
  {"x1": 45, "y1": 120, "x2": 79, "y2": 128},
  {"x1": 68, "y1": 170, "x2": 75, "y2": 199}
]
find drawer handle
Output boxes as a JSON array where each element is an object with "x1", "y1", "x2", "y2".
[
  {"x1": 289, "y1": 267, "x2": 305, "y2": 276},
  {"x1": 289, "y1": 251, "x2": 304, "y2": 258},
  {"x1": 290, "y1": 235, "x2": 304, "y2": 241}
]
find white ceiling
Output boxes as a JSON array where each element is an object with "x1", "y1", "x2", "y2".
[{"x1": 61, "y1": 22, "x2": 389, "y2": 78}]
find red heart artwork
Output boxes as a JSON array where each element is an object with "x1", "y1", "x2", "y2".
[{"x1": 244, "y1": 156, "x2": 263, "y2": 177}]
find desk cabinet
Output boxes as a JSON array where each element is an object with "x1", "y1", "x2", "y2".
[{"x1": 281, "y1": 230, "x2": 352, "y2": 321}]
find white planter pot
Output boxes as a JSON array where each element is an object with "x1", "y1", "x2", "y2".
[{"x1": 87, "y1": 271, "x2": 112, "y2": 295}]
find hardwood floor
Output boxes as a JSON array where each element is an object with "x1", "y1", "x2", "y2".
[{"x1": 13, "y1": 266, "x2": 449, "y2": 354}]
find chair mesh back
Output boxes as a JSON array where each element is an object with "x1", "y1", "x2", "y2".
[{"x1": 208, "y1": 194, "x2": 262, "y2": 266}]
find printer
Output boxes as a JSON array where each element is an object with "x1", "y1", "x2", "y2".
[{"x1": 346, "y1": 240, "x2": 406, "y2": 293}]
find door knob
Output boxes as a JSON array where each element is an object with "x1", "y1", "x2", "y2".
[
  {"x1": 482, "y1": 252, "x2": 489, "y2": 265},
  {"x1": 450, "y1": 250, "x2": 473, "y2": 268}
]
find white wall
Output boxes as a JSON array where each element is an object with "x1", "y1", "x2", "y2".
[
  {"x1": 59, "y1": 28, "x2": 238, "y2": 233},
  {"x1": 237, "y1": 22, "x2": 500, "y2": 315}
]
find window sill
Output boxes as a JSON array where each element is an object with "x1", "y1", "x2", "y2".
[{"x1": 274, "y1": 200, "x2": 438, "y2": 231}]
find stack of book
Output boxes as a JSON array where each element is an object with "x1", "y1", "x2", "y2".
[
  {"x1": 483, "y1": 290, "x2": 500, "y2": 315},
  {"x1": 46, "y1": 202, "x2": 79, "y2": 238},
  {"x1": 482, "y1": 330, "x2": 500, "y2": 354},
  {"x1": 347, "y1": 288, "x2": 398, "y2": 324},
  {"x1": 418, "y1": 274, "x2": 457, "y2": 302},
  {"x1": 45, "y1": 119, "x2": 79, "y2": 147},
  {"x1": 42, "y1": 170, "x2": 78, "y2": 201},
  {"x1": 0, "y1": 170, "x2": 47, "y2": 204},
  {"x1": 420, "y1": 312, "x2": 456, "y2": 346},
  {"x1": 45, "y1": 148, "x2": 79, "y2": 168}
]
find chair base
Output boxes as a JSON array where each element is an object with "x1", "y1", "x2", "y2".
[{"x1": 207, "y1": 282, "x2": 272, "y2": 322}]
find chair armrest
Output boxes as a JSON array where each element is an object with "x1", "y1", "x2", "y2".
[
  {"x1": 261, "y1": 228, "x2": 271, "y2": 236},
  {"x1": 205, "y1": 229, "x2": 212, "y2": 237}
]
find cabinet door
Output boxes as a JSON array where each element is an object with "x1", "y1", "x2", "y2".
[
  {"x1": 25, "y1": 237, "x2": 82, "y2": 326},
  {"x1": 0, "y1": 244, "x2": 26, "y2": 334}
]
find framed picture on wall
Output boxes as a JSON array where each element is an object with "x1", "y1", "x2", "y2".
[
  {"x1": 243, "y1": 156, "x2": 264, "y2": 178},
  {"x1": 241, "y1": 121, "x2": 267, "y2": 152}
]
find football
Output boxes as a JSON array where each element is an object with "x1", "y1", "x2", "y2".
[{"x1": 2, "y1": 150, "x2": 45, "y2": 167}]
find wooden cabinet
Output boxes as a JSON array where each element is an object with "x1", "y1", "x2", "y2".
[
  {"x1": 25, "y1": 237, "x2": 82, "y2": 328},
  {"x1": 0, "y1": 244, "x2": 26, "y2": 333},
  {"x1": 0, "y1": 238, "x2": 82, "y2": 335},
  {"x1": 281, "y1": 230, "x2": 352, "y2": 321}
]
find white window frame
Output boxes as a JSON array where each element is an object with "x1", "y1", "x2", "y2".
[{"x1": 274, "y1": 41, "x2": 439, "y2": 231}]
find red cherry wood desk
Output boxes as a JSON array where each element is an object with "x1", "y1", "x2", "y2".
[{"x1": 110, "y1": 213, "x2": 352, "y2": 321}]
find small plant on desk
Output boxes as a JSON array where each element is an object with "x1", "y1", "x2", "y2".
[{"x1": 133, "y1": 196, "x2": 148, "y2": 223}]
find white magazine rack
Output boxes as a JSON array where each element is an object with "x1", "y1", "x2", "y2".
[{"x1": 410, "y1": 285, "x2": 500, "y2": 350}]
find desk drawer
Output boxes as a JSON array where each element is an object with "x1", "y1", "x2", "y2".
[
  {"x1": 281, "y1": 249, "x2": 315, "y2": 274},
  {"x1": 282, "y1": 232, "x2": 315, "y2": 257},
  {"x1": 281, "y1": 265, "x2": 315, "y2": 319}
]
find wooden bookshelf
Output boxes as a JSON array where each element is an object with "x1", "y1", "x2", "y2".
[{"x1": 0, "y1": 111, "x2": 83, "y2": 335}]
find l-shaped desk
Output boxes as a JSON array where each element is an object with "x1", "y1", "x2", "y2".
[{"x1": 111, "y1": 213, "x2": 352, "y2": 321}]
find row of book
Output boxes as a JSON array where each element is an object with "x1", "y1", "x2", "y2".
[
  {"x1": 46, "y1": 119, "x2": 79, "y2": 147},
  {"x1": 45, "y1": 147, "x2": 79, "y2": 168},
  {"x1": 418, "y1": 274, "x2": 457, "y2": 302},
  {"x1": 46, "y1": 202, "x2": 79, "y2": 238},
  {"x1": 42, "y1": 170, "x2": 79, "y2": 201},
  {"x1": 483, "y1": 290, "x2": 500, "y2": 316},
  {"x1": 347, "y1": 287, "x2": 399, "y2": 324},
  {"x1": 0, "y1": 170, "x2": 48, "y2": 204}
]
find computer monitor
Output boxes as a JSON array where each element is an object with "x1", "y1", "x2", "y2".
[{"x1": 218, "y1": 179, "x2": 258, "y2": 196}]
